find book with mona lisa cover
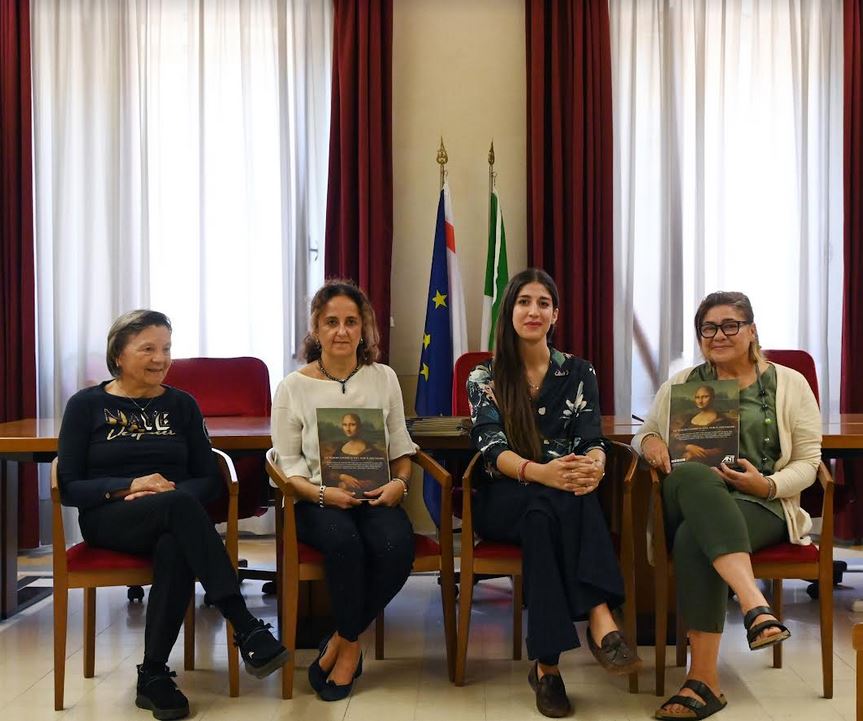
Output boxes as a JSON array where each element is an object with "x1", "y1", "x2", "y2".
[
  {"x1": 668, "y1": 380, "x2": 739, "y2": 468},
  {"x1": 317, "y1": 408, "x2": 390, "y2": 499}
]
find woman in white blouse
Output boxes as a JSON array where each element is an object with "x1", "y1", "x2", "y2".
[{"x1": 271, "y1": 279, "x2": 417, "y2": 702}]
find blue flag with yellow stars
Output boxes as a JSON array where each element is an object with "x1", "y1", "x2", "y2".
[{"x1": 416, "y1": 184, "x2": 467, "y2": 524}]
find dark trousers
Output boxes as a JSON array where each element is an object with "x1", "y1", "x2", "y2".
[
  {"x1": 475, "y1": 482, "x2": 625, "y2": 664},
  {"x1": 78, "y1": 491, "x2": 245, "y2": 665},
  {"x1": 294, "y1": 501, "x2": 414, "y2": 642},
  {"x1": 662, "y1": 462, "x2": 788, "y2": 632}
]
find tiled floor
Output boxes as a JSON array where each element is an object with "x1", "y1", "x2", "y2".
[{"x1": 3, "y1": 539, "x2": 862, "y2": 720}]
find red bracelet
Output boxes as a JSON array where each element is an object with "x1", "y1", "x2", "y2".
[{"x1": 517, "y1": 459, "x2": 532, "y2": 485}]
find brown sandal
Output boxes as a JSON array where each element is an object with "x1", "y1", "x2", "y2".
[{"x1": 586, "y1": 628, "x2": 642, "y2": 675}]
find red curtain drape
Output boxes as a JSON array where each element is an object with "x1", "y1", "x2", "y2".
[
  {"x1": 324, "y1": 0, "x2": 394, "y2": 361},
  {"x1": 839, "y1": 0, "x2": 863, "y2": 542},
  {"x1": 526, "y1": 0, "x2": 615, "y2": 412},
  {"x1": 0, "y1": 0, "x2": 38, "y2": 548}
]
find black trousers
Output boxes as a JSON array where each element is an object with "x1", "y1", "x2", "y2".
[
  {"x1": 294, "y1": 501, "x2": 414, "y2": 642},
  {"x1": 475, "y1": 481, "x2": 625, "y2": 664},
  {"x1": 78, "y1": 491, "x2": 245, "y2": 665}
]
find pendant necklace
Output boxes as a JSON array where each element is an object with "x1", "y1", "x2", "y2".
[
  {"x1": 318, "y1": 359, "x2": 361, "y2": 394},
  {"x1": 116, "y1": 382, "x2": 157, "y2": 415}
]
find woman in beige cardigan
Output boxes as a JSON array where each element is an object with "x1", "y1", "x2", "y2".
[{"x1": 633, "y1": 291, "x2": 821, "y2": 720}]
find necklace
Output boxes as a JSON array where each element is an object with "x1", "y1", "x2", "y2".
[
  {"x1": 115, "y1": 382, "x2": 158, "y2": 415},
  {"x1": 754, "y1": 363, "x2": 774, "y2": 472},
  {"x1": 318, "y1": 359, "x2": 361, "y2": 394}
]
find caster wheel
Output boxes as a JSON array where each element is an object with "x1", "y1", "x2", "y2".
[
  {"x1": 203, "y1": 592, "x2": 214, "y2": 607},
  {"x1": 806, "y1": 582, "x2": 819, "y2": 600},
  {"x1": 128, "y1": 585, "x2": 145, "y2": 602},
  {"x1": 261, "y1": 581, "x2": 277, "y2": 596}
]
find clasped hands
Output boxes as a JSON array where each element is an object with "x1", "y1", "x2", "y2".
[
  {"x1": 327, "y1": 474, "x2": 406, "y2": 508},
  {"x1": 126, "y1": 473, "x2": 175, "y2": 501},
  {"x1": 538, "y1": 454, "x2": 604, "y2": 496}
]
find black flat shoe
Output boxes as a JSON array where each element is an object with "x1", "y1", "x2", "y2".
[
  {"x1": 587, "y1": 627, "x2": 643, "y2": 675},
  {"x1": 135, "y1": 664, "x2": 189, "y2": 721},
  {"x1": 743, "y1": 605, "x2": 791, "y2": 651},
  {"x1": 308, "y1": 632, "x2": 335, "y2": 693},
  {"x1": 528, "y1": 661, "x2": 572, "y2": 718},
  {"x1": 234, "y1": 619, "x2": 291, "y2": 679},
  {"x1": 655, "y1": 679, "x2": 727, "y2": 720},
  {"x1": 318, "y1": 652, "x2": 363, "y2": 702}
]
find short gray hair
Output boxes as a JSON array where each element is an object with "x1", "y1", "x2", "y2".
[{"x1": 106, "y1": 310, "x2": 172, "y2": 378}]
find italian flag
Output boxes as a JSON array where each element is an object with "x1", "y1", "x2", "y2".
[{"x1": 480, "y1": 188, "x2": 509, "y2": 351}]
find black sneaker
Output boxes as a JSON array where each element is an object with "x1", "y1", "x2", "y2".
[
  {"x1": 234, "y1": 620, "x2": 291, "y2": 679},
  {"x1": 528, "y1": 662, "x2": 572, "y2": 718},
  {"x1": 135, "y1": 664, "x2": 189, "y2": 721}
]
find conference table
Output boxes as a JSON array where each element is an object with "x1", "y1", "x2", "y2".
[{"x1": 1, "y1": 414, "x2": 862, "y2": 620}]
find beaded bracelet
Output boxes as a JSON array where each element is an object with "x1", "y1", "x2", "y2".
[
  {"x1": 318, "y1": 484, "x2": 326, "y2": 508},
  {"x1": 393, "y1": 477, "x2": 409, "y2": 497}
]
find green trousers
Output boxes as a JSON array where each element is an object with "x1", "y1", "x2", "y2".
[{"x1": 662, "y1": 462, "x2": 787, "y2": 633}]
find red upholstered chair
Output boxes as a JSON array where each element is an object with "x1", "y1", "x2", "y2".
[
  {"x1": 164, "y1": 357, "x2": 273, "y2": 587},
  {"x1": 165, "y1": 357, "x2": 272, "y2": 524},
  {"x1": 651, "y1": 348, "x2": 834, "y2": 698},
  {"x1": 452, "y1": 351, "x2": 493, "y2": 415},
  {"x1": 51, "y1": 450, "x2": 241, "y2": 710},
  {"x1": 455, "y1": 444, "x2": 641, "y2": 691},
  {"x1": 265, "y1": 448, "x2": 456, "y2": 699}
]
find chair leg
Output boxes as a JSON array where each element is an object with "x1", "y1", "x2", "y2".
[
  {"x1": 454, "y1": 562, "x2": 475, "y2": 686},
  {"x1": 280, "y1": 571, "x2": 298, "y2": 699},
  {"x1": 440, "y1": 567, "x2": 457, "y2": 683},
  {"x1": 771, "y1": 579, "x2": 783, "y2": 670},
  {"x1": 226, "y1": 618, "x2": 239, "y2": 697},
  {"x1": 184, "y1": 594, "x2": 195, "y2": 671},
  {"x1": 54, "y1": 583, "x2": 69, "y2": 711},
  {"x1": 655, "y1": 575, "x2": 668, "y2": 696},
  {"x1": 512, "y1": 575, "x2": 523, "y2": 661},
  {"x1": 675, "y1": 609, "x2": 686, "y2": 667},
  {"x1": 274, "y1": 493, "x2": 284, "y2": 641},
  {"x1": 83, "y1": 587, "x2": 96, "y2": 678},
  {"x1": 375, "y1": 610, "x2": 385, "y2": 660},
  {"x1": 623, "y1": 598, "x2": 638, "y2": 693},
  {"x1": 819, "y1": 565, "x2": 833, "y2": 699}
]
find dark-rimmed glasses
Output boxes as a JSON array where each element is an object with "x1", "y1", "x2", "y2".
[{"x1": 698, "y1": 320, "x2": 753, "y2": 339}]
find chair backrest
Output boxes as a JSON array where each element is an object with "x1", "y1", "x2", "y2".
[
  {"x1": 164, "y1": 357, "x2": 271, "y2": 417},
  {"x1": 165, "y1": 357, "x2": 272, "y2": 520},
  {"x1": 452, "y1": 351, "x2": 492, "y2": 416},
  {"x1": 762, "y1": 349, "x2": 820, "y2": 406}
]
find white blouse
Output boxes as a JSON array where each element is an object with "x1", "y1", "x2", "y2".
[{"x1": 271, "y1": 363, "x2": 418, "y2": 486}]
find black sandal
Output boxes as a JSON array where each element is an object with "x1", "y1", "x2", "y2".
[
  {"x1": 655, "y1": 679, "x2": 727, "y2": 720},
  {"x1": 743, "y1": 605, "x2": 791, "y2": 651}
]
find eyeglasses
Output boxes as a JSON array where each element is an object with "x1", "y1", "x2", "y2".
[{"x1": 698, "y1": 320, "x2": 752, "y2": 339}]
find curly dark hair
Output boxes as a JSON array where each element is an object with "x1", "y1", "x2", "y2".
[{"x1": 301, "y1": 279, "x2": 380, "y2": 365}]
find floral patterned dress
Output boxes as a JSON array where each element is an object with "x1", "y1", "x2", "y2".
[{"x1": 466, "y1": 349, "x2": 624, "y2": 660}]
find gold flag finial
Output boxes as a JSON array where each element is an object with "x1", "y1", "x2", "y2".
[
  {"x1": 437, "y1": 137, "x2": 448, "y2": 189},
  {"x1": 488, "y1": 139, "x2": 495, "y2": 167}
]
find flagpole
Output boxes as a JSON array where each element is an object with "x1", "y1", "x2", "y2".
[
  {"x1": 437, "y1": 137, "x2": 448, "y2": 190},
  {"x1": 488, "y1": 139, "x2": 495, "y2": 243}
]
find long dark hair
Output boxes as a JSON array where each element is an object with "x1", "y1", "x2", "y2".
[
  {"x1": 301, "y1": 279, "x2": 380, "y2": 365},
  {"x1": 492, "y1": 268, "x2": 559, "y2": 461}
]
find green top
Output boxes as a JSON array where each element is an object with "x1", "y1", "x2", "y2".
[{"x1": 688, "y1": 363, "x2": 784, "y2": 520}]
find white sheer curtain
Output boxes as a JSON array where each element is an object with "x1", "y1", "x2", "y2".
[
  {"x1": 31, "y1": 0, "x2": 332, "y2": 540},
  {"x1": 610, "y1": 0, "x2": 844, "y2": 420}
]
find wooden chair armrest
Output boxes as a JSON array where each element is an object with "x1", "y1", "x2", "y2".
[
  {"x1": 50, "y1": 457, "x2": 61, "y2": 504},
  {"x1": 264, "y1": 449, "x2": 298, "y2": 499},
  {"x1": 460, "y1": 452, "x2": 483, "y2": 544},
  {"x1": 212, "y1": 448, "x2": 239, "y2": 496},
  {"x1": 608, "y1": 440, "x2": 639, "y2": 486},
  {"x1": 413, "y1": 450, "x2": 452, "y2": 492}
]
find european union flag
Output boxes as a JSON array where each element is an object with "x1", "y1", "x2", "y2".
[{"x1": 416, "y1": 184, "x2": 467, "y2": 524}]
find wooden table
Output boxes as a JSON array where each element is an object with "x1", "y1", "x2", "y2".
[{"x1": 2, "y1": 414, "x2": 862, "y2": 620}]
